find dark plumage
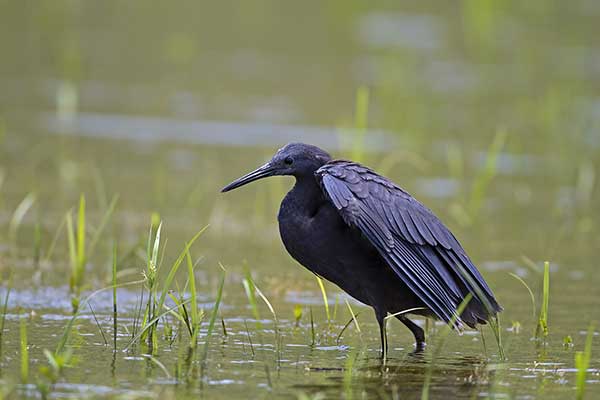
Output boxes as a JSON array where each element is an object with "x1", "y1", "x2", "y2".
[{"x1": 222, "y1": 142, "x2": 502, "y2": 354}]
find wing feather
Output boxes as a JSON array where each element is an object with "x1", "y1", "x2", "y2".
[{"x1": 316, "y1": 160, "x2": 501, "y2": 325}]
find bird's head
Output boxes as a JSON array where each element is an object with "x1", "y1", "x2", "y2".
[{"x1": 221, "y1": 142, "x2": 332, "y2": 192}]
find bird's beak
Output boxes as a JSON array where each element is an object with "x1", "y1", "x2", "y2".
[{"x1": 221, "y1": 162, "x2": 277, "y2": 193}]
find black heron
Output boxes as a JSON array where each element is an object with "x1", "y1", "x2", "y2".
[{"x1": 222, "y1": 143, "x2": 502, "y2": 353}]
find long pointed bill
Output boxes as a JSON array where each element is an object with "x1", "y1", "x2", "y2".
[{"x1": 221, "y1": 162, "x2": 277, "y2": 193}]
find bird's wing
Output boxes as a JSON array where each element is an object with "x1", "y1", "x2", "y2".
[{"x1": 316, "y1": 160, "x2": 501, "y2": 326}]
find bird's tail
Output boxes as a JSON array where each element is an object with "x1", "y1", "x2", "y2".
[{"x1": 457, "y1": 285, "x2": 502, "y2": 329}]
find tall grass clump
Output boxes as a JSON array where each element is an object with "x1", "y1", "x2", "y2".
[
  {"x1": 63, "y1": 194, "x2": 119, "y2": 313},
  {"x1": 136, "y1": 223, "x2": 207, "y2": 354},
  {"x1": 575, "y1": 324, "x2": 594, "y2": 400},
  {"x1": 535, "y1": 261, "x2": 550, "y2": 340}
]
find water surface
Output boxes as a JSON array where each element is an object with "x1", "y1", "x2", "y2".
[{"x1": 1, "y1": 1, "x2": 599, "y2": 398}]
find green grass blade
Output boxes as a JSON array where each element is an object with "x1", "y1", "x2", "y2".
[
  {"x1": 508, "y1": 272, "x2": 536, "y2": 319},
  {"x1": 88, "y1": 194, "x2": 119, "y2": 257},
  {"x1": 468, "y1": 129, "x2": 507, "y2": 219},
  {"x1": 146, "y1": 355, "x2": 171, "y2": 379},
  {"x1": 336, "y1": 300, "x2": 364, "y2": 344},
  {"x1": 345, "y1": 300, "x2": 361, "y2": 334},
  {"x1": 76, "y1": 194, "x2": 86, "y2": 274},
  {"x1": 156, "y1": 226, "x2": 208, "y2": 317},
  {"x1": 20, "y1": 317, "x2": 28, "y2": 383},
  {"x1": 242, "y1": 270, "x2": 261, "y2": 331},
  {"x1": 57, "y1": 278, "x2": 145, "y2": 355},
  {"x1": 535, "y1": 261, "x2": 550, "y2": 339},
  {"x1": 123, "y1": 299, "x2": 191, "y2": 352},
  {"x1": 9, "y1": 192, "x2": 36, "y2": 248},
  {"x1": 43, "y1": 215, "x2": 67, "y2": 263},
  {"x1": 151, "y1": 222, "x2": 162, "y2": 273},
  {"x1": 315, "y1": 276, "x2": 331, "y2": 328},
  {"x1": 201, "y1": 267, "x2": 226, "y2": 363},
  {"x1": 575, "y1": 324, "x2": 594, "y2": 400},
  {"x1": 254, "y1": 283, "x2": 277, "y2": 323},
  {"x1": 186, "y1": 249, "x2": 199, "y2": 347},
  {"x1": 66, "y1": 211, "x2": 77, "y2": 290},
  {"x1": 112, "y1": 243, "x2": 118, "y2": 350},
  {"x1": 0, "y1": 273, "x2": 12, "y2": 363}
]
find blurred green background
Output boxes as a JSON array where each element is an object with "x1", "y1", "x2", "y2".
[{"x1": 0, "y1": 1, "x2": 599, "y2": 398}]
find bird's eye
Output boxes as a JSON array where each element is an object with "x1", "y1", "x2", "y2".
[{"x1": 284, "y1": 157, "x2": 294, "y2": 165}]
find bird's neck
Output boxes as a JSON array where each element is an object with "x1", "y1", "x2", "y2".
[{"x1": 286, "y1": 173, "x2": 325, "y2": 215}]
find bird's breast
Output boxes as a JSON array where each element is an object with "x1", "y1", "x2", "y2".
[{"x1": 277, "y1": 193, "x2": 384, "y2": 305}]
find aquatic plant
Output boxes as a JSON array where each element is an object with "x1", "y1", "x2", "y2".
[
  {"x1": 112, "y1": 244, "x2": 118, "y2": 350},
  {"x1": 40, "y1": 348, "x2": 74, "y2": 384},
  {"x1": 293, "y1": 304, "x2": 302, "y2": 327},
  {"x1": 66, "y1": 195, "x2": 86, "y2": 306},
  {"x1": 343, "y1": 346, "x2": 360, "y2": 400},
  {"x1": 535, "y1": 261, "x2": 550, "y2": 340},
  {"x1": 575, "y1": 324, "x2": 594, "y2": 400},
  {"x1": 309, "y1": 307, "x2": 316, "y2": 347},
  {"x1": 139, "y1": 223, "x2": 207, "y2": 354},
  {"x1": 315, "y1": 276, "x2": 331, "y2": 331},
  {"x1": 20, "y1": 316, "x2": 28, "y2": 383},
  {"x1": 242, "y1": 269, "x2": 262, "y2": 332},
  {"x1": 345, "y1": 299, "x2": 362, "y2": 335},
  {"x1": 184, "y1": 249, "x2": 201, "y2": 349},
  {"x1": 0, "y1": 273, "x2": 11, "y2": 372},
  {"x1": 509, "y1": 272, "x2": 536, "y2": 319}
]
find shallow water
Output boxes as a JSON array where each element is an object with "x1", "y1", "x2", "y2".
[{"x1": 1, "y1": 1, "x2": 600, "y2": 399}]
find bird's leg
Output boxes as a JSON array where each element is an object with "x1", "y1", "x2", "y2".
[
  {"x1": 376, "y1": 311, "x2": 388, "y2": 359},
  {"x1": 397, "y1": 315, "x2": 426, "y2": 352}
]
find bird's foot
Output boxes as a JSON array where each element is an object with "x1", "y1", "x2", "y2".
[{"x1": 414, "y1": 341, "x2": 426, "y2": 353}]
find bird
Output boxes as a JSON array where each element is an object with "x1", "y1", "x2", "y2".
[{"x1": 221, "y1": 142, "x2": 502, "y2": 354}]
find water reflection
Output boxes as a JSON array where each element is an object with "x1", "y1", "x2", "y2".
[{"x1": 293, "y1": 354, "x2": 494, "y2": 399}]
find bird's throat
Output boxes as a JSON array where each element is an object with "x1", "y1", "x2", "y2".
[{"x1": 282, "y1": 174, "x2": 326, "y2": 219}]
